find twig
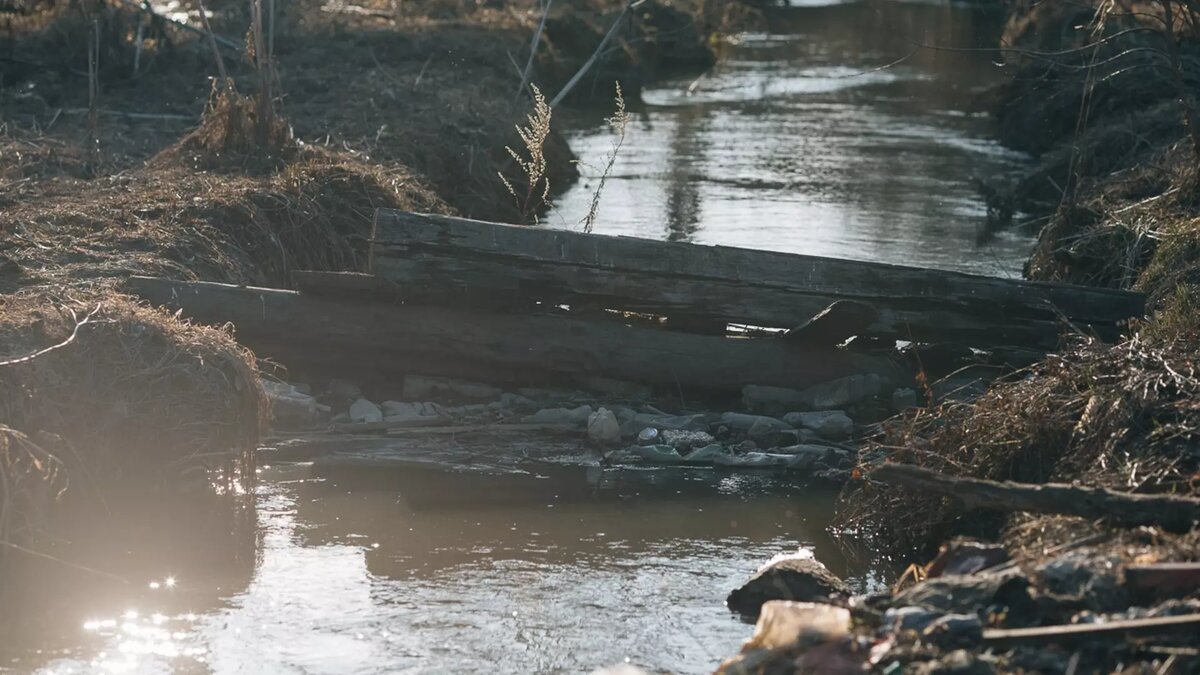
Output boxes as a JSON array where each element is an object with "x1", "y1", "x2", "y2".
[
  {"x1": 0, "y1": 305, "x2": 103, "y2": 367},
  {"x1": 550, "y1": 0, "x2": 642, "y2": 108},
  {"x1": 516, "y1": 0, "x2": 552, "y2": 100}
]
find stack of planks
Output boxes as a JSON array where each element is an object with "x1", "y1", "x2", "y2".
[{"x1": 125, "y1": 210, "x2": 1146, "y2": 395}]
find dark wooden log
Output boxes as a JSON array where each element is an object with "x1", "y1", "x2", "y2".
[
  {"x1": 126, "y1": 276, "x2": 901, "y2": 394},
  {"x1": 871, "y1": 463, "x2": 1200, "y2": 533},
  {"x1": 1124, "y1": 563, "x2": 1200, "y2": 595},
  {"x1": 369, "y1": 211, "x2": 1145, "y2": 347}
]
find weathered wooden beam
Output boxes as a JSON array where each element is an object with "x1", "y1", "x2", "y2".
[
  {"x1": 870, "y1": 463, "x2": 1200, "y2": 533},
  {"x1": 126, "y1": 276, "x2": 901, "y2": 394},
  {"x1": 1125, "y1": 563, "x2": 1200, "y2": 594},
  {"x1": 368, "y1": 211, "x2": 1145, "y2": 347}
]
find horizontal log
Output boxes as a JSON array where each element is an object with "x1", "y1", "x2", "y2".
[
  {"x1": 1124, "y1": 563, "x2": 1200, "y2": 594},
  {"x1": 369, "y1": 211, "x2": 1145, "y2": 347},
  {"x1": 871, "y1": 463, "x2": 1200, "y2": 533},
  {"x1": 126, "y1": 276, "x2": 901, "y2": 394}
]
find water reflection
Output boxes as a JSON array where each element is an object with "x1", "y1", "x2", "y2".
[
  {"x1": 550, "y1": 0, "x2": 1034, "y2": 277},
  {"x1": 22, "y1": 465, "x2": 883, "y2": 675}
]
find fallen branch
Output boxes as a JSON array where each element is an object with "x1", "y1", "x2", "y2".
[
  {"x1": 870, "y1": 463, "x2": 1200, "y2": 533},
  {"x1": 549, "y1": 0, "x2": 641, "y2": 107}
]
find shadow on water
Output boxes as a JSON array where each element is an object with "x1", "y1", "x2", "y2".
[{"x1": 550, "y1": 0, "x2": 1034, "y2": 277}]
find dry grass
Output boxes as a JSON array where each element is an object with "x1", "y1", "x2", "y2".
[
  {"x1": 499, "y1": 84, "x2": 554, "y2": 223},
  {"x1": 837, "y1": 332, "x2": 1200, "y2": 557},
  {"x1": 0, "y1": 290, "x2": 263, "y2": 489}
]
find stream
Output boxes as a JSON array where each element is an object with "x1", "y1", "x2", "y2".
[
  {"x1": 551, "y1": 0, "x2": 1033, "y2": 276},
  {"x1": 12, "y1": 2, "x2": 1032, "y2": 674}
]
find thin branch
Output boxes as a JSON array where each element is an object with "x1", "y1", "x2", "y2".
[{"x1": 0, "y1": 305, "x2": 103, "y2": 367}]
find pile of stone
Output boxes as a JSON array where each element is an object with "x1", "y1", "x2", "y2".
[{"x1": 259, "y1": 372, "x2": 917, "y2": 478}]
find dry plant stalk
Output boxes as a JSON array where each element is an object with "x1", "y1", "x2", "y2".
[
  {"x1": 582, "y1": 83, "x2": 629, "y2": 234},
  {"x1": 499, "y1": 84, "x2": 552, "y2": 223}
]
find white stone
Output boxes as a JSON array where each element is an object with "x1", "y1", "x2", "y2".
[
  {"x1": 586, "y1": 407, "x2": 621, "y2": 443},
  {"x1": 262, "y1": 380, "x2": 318, "y2": 428},
  {"x1": 349, "y1": 398, "x2": 383, "y2": 423}
]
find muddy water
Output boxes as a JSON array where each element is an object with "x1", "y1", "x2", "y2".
[
  {"x1": 10, "y1": 3, "x2": 1030, "y2": 674},
  {"x1": 18, "y1": 465, "x2": 879, "y2": 674},
  {"x1": 551, "y1": 0, "x2": 1033, "y2": 277}
]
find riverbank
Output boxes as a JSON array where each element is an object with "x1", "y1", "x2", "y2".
[
  {"x1": 0, "y1": 0, "x2": 730, "y2": 601},
  {"x1": 780, "y1": 2, "x2": 1200, "y2": 673}
]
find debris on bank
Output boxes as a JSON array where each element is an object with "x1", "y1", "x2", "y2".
[{"x1": 718, "y1": 537, "x2": 1200, "y2": 674}]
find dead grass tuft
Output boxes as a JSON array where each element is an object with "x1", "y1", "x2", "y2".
[
  {"x1": 0, "y1": 290, "x2": 263, "y2": 493},
  {"x1": 169, "y1": 83, "x2": 296, "y2": 171}
]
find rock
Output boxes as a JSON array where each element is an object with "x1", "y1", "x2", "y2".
[
  {"x1": 327, "y1": 378, "x2": 362, "y2": 399},
  {"x1": 737, "y1": 439, "x2": 758, "y2": 452},
  {"x1": 744, "y1": 601, "x2": 851, "y2": 651},
  {"x1": 587, "y1": 407, "x2": 621, "y2": 443},
  {"x1": 381, "y1": 400, "x2": 424, "y2": 418},
  {"x1": 632, "y1": 444, "x2": 687, "y2": 464},
  {"x1": 714, "y1": 452, "x2": 790, "y2": 468},
  {"x1": 682, "y1": 444, "x2": 731, "y2": 463},
  {"x1": 568, "y1": 404, "x2": 594, "y2": 425},
  {"x1": 722, "y1": 411, "x2": 794, "y2": 434},
  {"x1": 797, "y1": 373, "x2": 883, "y2": 410},
  {"x1": 636, "y1": 427, "x2": 660, "y2": 445},
  {"x1": 748, "y1": 417, "x2": 794, "y2": 445},
  {"x1": 420, "y1": 401, "x2": 445, "y2": 417},
  {"x1": 782, "y1": 411, "x2": 854, "y2": 440},
  {"x1": 727, "y1": 553, "x2": 850, "y2": 618},
  {"x1": 773, "y1": 428, "x2": 819, "y2": 446},
  {"x1": 920, "y1": 613, "x2": 983, "y2": 649},
  {"x1": 891, "y1": 387, "x2": 919, "y2": 412},
  {"x1": 348, "y1": 398, "x2": 383, "y2": 423},
  {"x1": 771, "y1": 444, "x2": 830, "y2": 471},
  {"x1": 892, "y1": 569, "x2": 1034, "y2": 619},
  {"x1": 262, "y1": 380, "x2": 318, "y2": 428},
  {"x1": 742, "y1": 384, "x2": 807, "y2": 415}
]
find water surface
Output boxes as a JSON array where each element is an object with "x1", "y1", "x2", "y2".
[{"x1": 550, "y1": 0, "x2": 1033, "y2": 276}]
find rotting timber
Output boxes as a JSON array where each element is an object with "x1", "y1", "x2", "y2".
[{"x1": 126, "y1": 210, "x2": 1146, "y2": 396}]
